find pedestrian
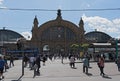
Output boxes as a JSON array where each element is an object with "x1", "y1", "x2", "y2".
[
  {"x1": 83, "y1": 56, "x2": 89, "y2": 74},
  {"x1": 34, "y1": 55, "x2": 41, "y2": 76},
  {"x1": 0, "y1": 56, "x2": 5, "y2": 80},
  {"x1": 29, "y1": 56, "x2": 35, "y2": 70},
  {"x1": 97, "y1": 55, "x2": 105, "y2": 76},
  {"x1": 23, "y1": 54, "x2": 29, "y2": 67},
  {"x1": 69, "y1": 55, "x2": 76, "y2": 68},
  {"x1": 9, "y1": 55, "x2": 14, "y2": 67},
  {"x1": 42, "y1": 55, "x2": 47, "y2": 66},
  {"x1": 116, "y1": 56, "x2": 120, "y2": 71},
  {"x1": 4, "y1": 56, "x2": 9, "y2": 72}
]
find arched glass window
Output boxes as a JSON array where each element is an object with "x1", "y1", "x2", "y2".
[
  {"x1": 41, "y1": 26, "x2": 77, "y2": 41},
  {"x1": 85, "y1": 31, "x2": 112, "y2": 43},
  {"x1": 0, "y1": 30, "x2": 23, "y2": 42}
]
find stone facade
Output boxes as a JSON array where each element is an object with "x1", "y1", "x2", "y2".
[{"x1": 29, "y1": 9, "x2": 86, "y2": 54}]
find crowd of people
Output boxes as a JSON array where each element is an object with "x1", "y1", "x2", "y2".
[
  {"x1": 0, "y1": 54, "x2": 48, "y2": 80},
  {"x1": 0, "y1": 55, "x2": 14, "y2": 80},
  {"x1": 23, "y1": 54, "x2": 47, "y2": 77},
  {"x1": 68, "y1": 52, "x2": 120, "y2": 77},
  {"x1": 0, "y1": 52, "x2": 120, "y2": 79}
]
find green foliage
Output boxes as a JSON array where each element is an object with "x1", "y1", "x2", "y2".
[
  {"x1": 81, "y1": 43, "x2": 89, "y2": 51},
  {"x1": 70, "y1": 43, "x2": 89, "y2": 52},
  {"x1": 70, "y1": 44, "x2": 79, "y2": 48}
]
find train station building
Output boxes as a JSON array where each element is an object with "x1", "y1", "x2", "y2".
[{"x1": 0, "y1": 9, "x2": 119, "y2": 61}]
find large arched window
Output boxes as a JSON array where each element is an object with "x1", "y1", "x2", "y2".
[
  {"x1": 0, "y1": 29, "x2": 23, "y2": 42},
  {"x1": 85, "y1": 31, "x2": 112, "y2": 43},
  {"x1": 41, "y1": 26, "x2": 77, "y2": 41}
]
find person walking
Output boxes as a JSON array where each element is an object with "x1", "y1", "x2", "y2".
[
  {"x1": 69, "y1": 55, "x2": 76, "y2": 68},
  {"x1": 42, "y1": 55, "x2": 47, "y2": 66},
  {"x1": 116, "y1": 56, "x2": 120, "y2": 71},
  {"x1": 97, "y1": 55, "x2": 105, "y2": 76},
  {"x1": 23, "y1": 54, "x2": 29, "y2": 67},
  {"x1": 34, "y1": 55, "x2": 41, "y2": 76},
  {"x1": 29, "y1": 56, "x2": 35, "y2": 70},
  {"x1": 0, "y1": 56, "x2": 5, "y2": 80},
  {"x1": 83, "y1": 56, "x2": 89, "y2": 74},
  {"x1": 9, "y1": 55, "x2": 14, "y2": 68},
  {"x1": 4, "y1": 56, "x2": 9, "y2": 72}
]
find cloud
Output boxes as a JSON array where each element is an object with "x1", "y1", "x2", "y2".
[
  {"x1": 86, "y1": 3, "x2": 90, "y2": 8},
  {"x1": 0, "y1": 0, "x2": 3, "y2": 4},
  {"x1": 0, "y1": 0, "x2": 6, "y2": 9},
  {"x1": 21, "y1": 32, "x2": 32, "y2": 40},
  {"x1": 82, "y1": 14, "x2": 120, "y2": 38}
]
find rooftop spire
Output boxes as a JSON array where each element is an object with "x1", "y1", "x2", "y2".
[
  {"x1": 56, "y1": 9, "x2": 62, "y2": 19},
  {"x1": 79, "y1": 17, "x2": 85, "y2": 36},
  {"x1": 79, "y1": 17, "x2": 84, "y2": 25},
  {"x1": 33, "y1": 15, "x2": 39, "y2": 25}
]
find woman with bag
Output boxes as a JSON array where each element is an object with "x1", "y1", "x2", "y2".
[{"x1": 98, "y1": 55, "x2": 105, "y2": 76}]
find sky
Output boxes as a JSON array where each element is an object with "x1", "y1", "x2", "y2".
[{"x1": 0, "y1": 0, "x2": 120, "y2": 40}]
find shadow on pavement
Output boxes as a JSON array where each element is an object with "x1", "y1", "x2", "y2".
[
  {"x1": 86, "y1": 73, "x2": 93, "y2": 76},
  {"x1": 102, "y1": 75, "x2": 112, "y2": 79},
  {"x1": 71, "y1": 67, "x2": 77, "y2": 69},
  {"x1": 11, "y1": 75, "x2": 23, "y2": 81},
  {"x1": 11, "y1": 80, "x2": 21, "y2": 81}
]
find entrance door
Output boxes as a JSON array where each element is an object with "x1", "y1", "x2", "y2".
[{"x1": 55, "y1": 45, "x2": 64, "y2": 57}]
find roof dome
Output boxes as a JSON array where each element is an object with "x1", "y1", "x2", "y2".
[
  {"x1": 0, "y1": 29, "x2": 23, "y2": 42},
  {"x1": 85, "y1": 31, "x2": 112, "y2": 43}
]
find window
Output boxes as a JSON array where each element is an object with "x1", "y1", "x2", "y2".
[{"x1": 41, "y1": 26, "x2": 77, "y2": 41}]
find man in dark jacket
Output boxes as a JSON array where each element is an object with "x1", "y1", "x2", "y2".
[{"x1": 35, "y1": 55, "x2": 41, "y2": 75}]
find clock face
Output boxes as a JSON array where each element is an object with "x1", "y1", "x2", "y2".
[
  {"x1": 51, "y1": 27, "x2": 64, "y2": 39},
  {"x1": 52, "y1": 27, "x2": 64, "y2": 32}
]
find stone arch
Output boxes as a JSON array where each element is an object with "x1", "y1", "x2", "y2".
[
  {"x1": 37, "y1": 19, "x2": 79, "y2": 38},
  {"x1": 31, "y1": 13, "x2": 84, "y2": 55},
  {"x1": 54, "y1": 44, "x2": 64, "y2": 56},
  {"x1": 43, "y1": 44, "x2": 50, "y2": 51}
]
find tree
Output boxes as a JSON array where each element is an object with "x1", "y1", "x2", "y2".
[
  {"x1": 70, "y1": 44, "x2": 79, "y2": 54},
  {"x1": 81, "y1": 43, "x2": 89, "y2": 52},
  {"x1": 70, "y1": 43, "x2": 89, "y2": 55}
]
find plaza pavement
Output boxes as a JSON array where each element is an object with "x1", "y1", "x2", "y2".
[{"x1": 3, "y1": 58, "x2": 120, "y2": 81}]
